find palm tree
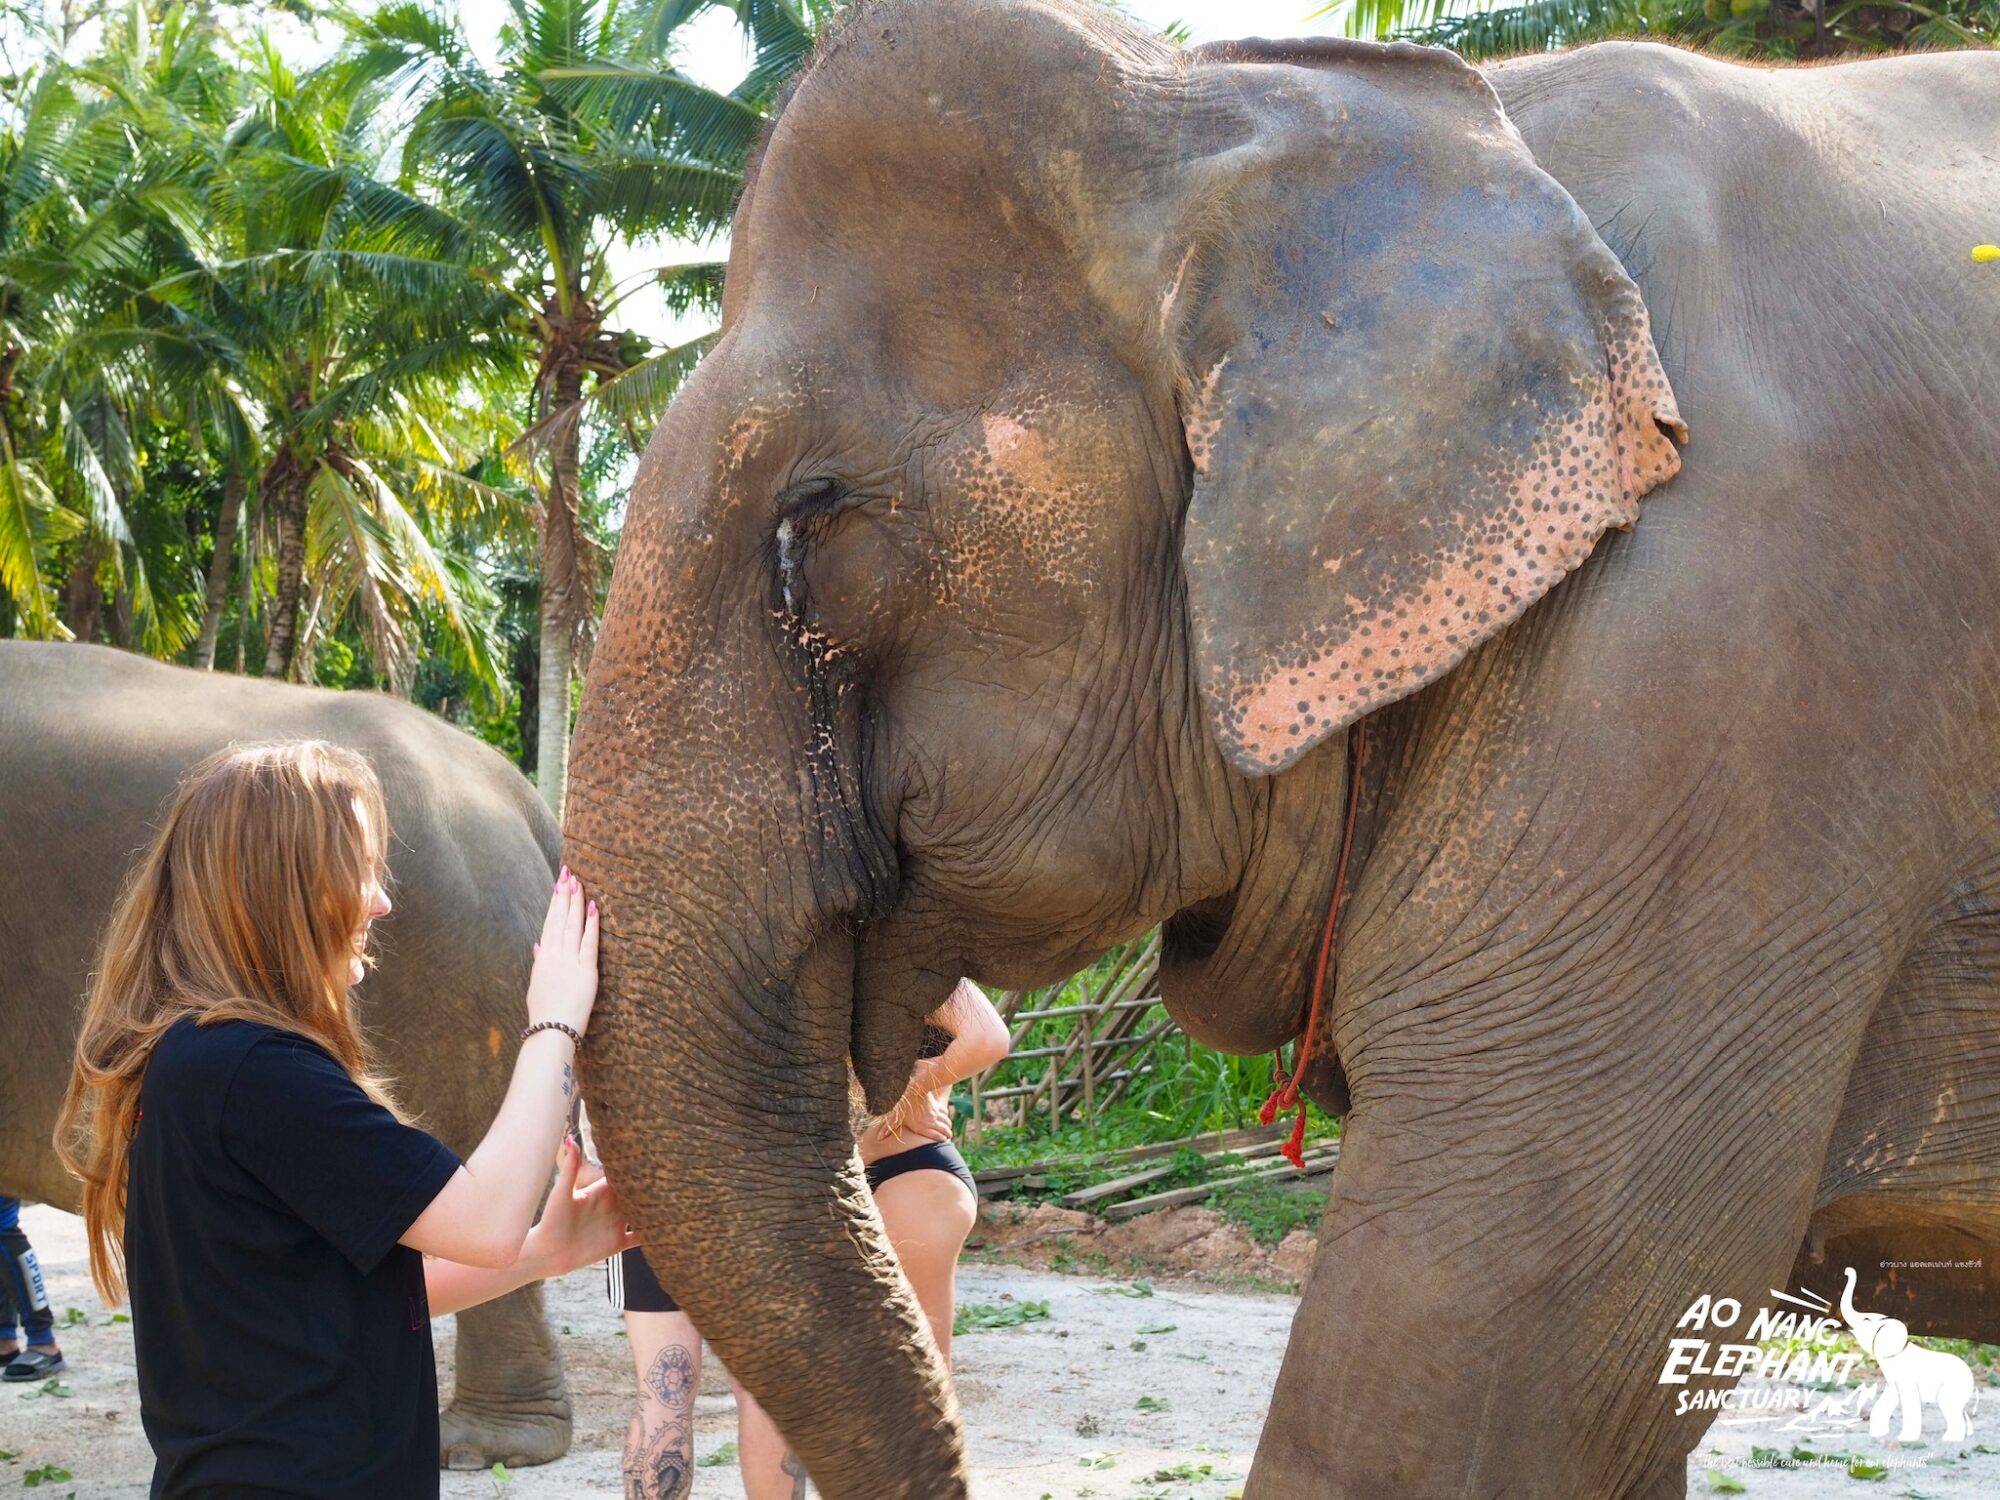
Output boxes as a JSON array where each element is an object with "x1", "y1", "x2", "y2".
[
  {"x1": 0, "y1": 64, "x2": 94, "y2": 638},
  {"x1": 342, "y1": 0, "x2": 831, "y2": 814},
  {"x1": 1338, "y1": 0, "x2": 1996, "y2": 58},
  {"x1": 157, "y1": 34, "x2": 528, "y2": 684}
]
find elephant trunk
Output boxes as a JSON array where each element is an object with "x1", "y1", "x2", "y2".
[
  {"x1": 565, "y1": 535, "x2": 965, "y2": 1497},
  {"x1": 1842, "y1": 1265, "x2": 1860, "y2": 1323}
]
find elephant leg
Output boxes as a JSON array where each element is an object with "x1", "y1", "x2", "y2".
[
  {"x1": 1942, "y1": 1390, "x2": 1969, "y2": 1443},
  {"x1": 1897, "y1": 1378, "x2": 1924, "y2": 1441},
  {"x1": 439, "y1": 1282, "x2": 572, "y2": 1470},
  {"x1": 1867, "y1": 1380, "x2": 1896, "y2": 1439},
  {"x1": 1245, "y1": 990, "x2": 1856, "y2": 1498}
]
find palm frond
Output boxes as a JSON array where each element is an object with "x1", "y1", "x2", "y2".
[
  {"x1": 576, "y1": 328, "x2": 716, "y2": 438},
  {"x1": 588, "y1": 149, "x2": 742, "y2": 240},
  {"x1": 0, "y1": 434, "x2": 75, "y2": 638},
  {"x1": 654, "y1": 258, "x2": 724, "y2": 317},
  {"x1": 538, "y1": 61, "x2": 767, "y2": 165}
]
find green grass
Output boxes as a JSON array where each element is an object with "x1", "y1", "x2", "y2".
[
  {"x1": 1211, "y1": 1181, "x2": 1329, "y2": 1246},
  {"x1": 957, "y1": 943, "x2": 1339, "y2": 1174}
]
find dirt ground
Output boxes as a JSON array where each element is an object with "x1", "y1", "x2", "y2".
[{"x1": 4, "y1": 1202, "x2": 1997, "y2": 1498}]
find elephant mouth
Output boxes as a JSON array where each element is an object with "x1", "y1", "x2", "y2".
[{"x1": 1161, "y1": 891, "x2": 1235, "y2": 964}]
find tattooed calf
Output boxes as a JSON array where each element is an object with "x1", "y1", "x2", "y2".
[{"x1": 624, "y1": 1342, "x2": 697, "y2": 1500}]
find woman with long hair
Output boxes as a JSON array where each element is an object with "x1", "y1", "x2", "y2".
[{"x1": 56, "y1": 740, "x2": 634, "y2": 1499}]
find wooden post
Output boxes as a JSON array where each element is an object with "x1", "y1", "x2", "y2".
[{"x1": 1081, "y1": 1001, "x2": 1096, "y2": 1136}]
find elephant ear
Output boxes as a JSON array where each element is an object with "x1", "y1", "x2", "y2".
[
  {"x1": 1867, "y1": 1317, "x2": 1911, "y2": 1363},
  {"x1": 1170, "y1": 40, "x2": 1685, "y2": 775}
]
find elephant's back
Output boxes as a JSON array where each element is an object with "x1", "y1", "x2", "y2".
[{"x1": 0, "y1": 641, "x2": 556, "y2": 1185}]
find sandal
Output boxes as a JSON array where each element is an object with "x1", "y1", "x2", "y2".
[{"x1": 3, "y1": 1348, "x2": 65, "y2": 1382}]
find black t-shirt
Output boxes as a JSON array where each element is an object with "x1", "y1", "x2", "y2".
[{"x1": 126, "y1": 1017, "x2": 461, "y2": 1499}]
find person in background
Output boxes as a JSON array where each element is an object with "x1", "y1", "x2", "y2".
[
  {"x1": 612, "y1": 978, "x2": 1010, "y2": 1500},
  {"x1": 56, "y1": 740, "x2": 636, "y2": 1500},
  {"x1": 0, "y1": 1195, "x2": 64, "y2": 1381}
]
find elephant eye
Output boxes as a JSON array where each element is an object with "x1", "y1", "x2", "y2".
[{"x1": 773, "y1": 479, "x2": 851, "y2": 617}]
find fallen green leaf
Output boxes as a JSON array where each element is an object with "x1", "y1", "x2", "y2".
[
  {"x1": 954, "y1": 1299, "x2": 1051, "y2": 1334},
  {"x1": 1705, "y1": 1470, "x2": 1746, "y2": 1493},
  {"x1": 1848, "y1": 1459, "x2": 1889, "y2": 1481},
  {"x1": 700, "y1": 1441, "x2": 739, "y2": 1467},
  {"x1": 1135, "y1": 1394, "x2": 1168, "y2": 1413}
]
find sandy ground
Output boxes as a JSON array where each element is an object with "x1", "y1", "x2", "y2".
[{"x1": 3, "y1": 1202, "x2": 1997, "y2": 1498}]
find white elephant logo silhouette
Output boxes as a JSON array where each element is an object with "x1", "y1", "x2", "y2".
[{"x1": 1839, "y1": 1267, "x2": 1977, "y2": 1442}]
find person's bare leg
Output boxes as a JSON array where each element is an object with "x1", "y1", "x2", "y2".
[
  {"x1": 735, "y1": 1173, "x2": 975, "y2": 1498},
  {"x1": 872, "y1": 1170, "x2": 978, "y2": 1368},
  {"x1": 623, "y1": 1310, "x2": 701, "y2": 1500},
  {"x1": 735, "y1": 1378, "x2": 807, "y2": 1500}
]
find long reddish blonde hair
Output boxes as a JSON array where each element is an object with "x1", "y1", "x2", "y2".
[{"x1": 55, "y1": 740, "x2": 403, "y2": 1303}]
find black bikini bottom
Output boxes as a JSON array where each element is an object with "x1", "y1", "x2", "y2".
[{"x1": 864, "y1": 1140, "x2": 978, "y2": 1202}]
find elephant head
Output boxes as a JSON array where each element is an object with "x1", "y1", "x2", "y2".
[
  {"x1": 564, "y1": 2, "x2": 1683, "y2": 1492},
  {"x1": 1842, "y1": 1266, "x2": 1912, "y2": 1362}
]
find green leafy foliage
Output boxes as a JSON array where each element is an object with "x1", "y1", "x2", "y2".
[
  {"x1": 1210, "y1": 1181, "x2": 1329, "y2": 1246},
  {"x1": 1328, "y1": 0, "x2": 1997, "y2": 61},
  {"x1": 0, "y1": 0, "x2": 823, "y2": 752},
  {"x1": 953, "y1": 1298, "x2": 1053, "y2": 1334}
]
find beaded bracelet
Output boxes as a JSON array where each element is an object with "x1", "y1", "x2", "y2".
[{"x1": 520, "y1": 1020, "x2": 584, "y2": 1049}]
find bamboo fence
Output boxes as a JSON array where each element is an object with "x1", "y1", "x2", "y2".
[{"x1": 965, "y1": 932, "x2": 1176, "y2": 1139}]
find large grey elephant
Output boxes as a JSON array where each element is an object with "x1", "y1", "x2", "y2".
[
  {"x1": 562, "y1": 4, "x2": 2000, "y2": 1495},
  {"x1": 0, "y1": 640, "x2": 574, "y2": 1470}
]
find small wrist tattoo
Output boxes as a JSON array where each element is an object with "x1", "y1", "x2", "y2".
[{"x1": 521, "y1": 1020, "x2": 584, "y2": 1050}]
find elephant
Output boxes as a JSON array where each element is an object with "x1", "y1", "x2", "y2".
[
  {"x1": 0, "y1": 640, "x2": 575, "y2": 1470},
  {"x1": 561, "y1": 3, "x2": 2000, "y2": 1495},
  {"x1": 1841, "y1": 1267, "x2": 1978, "y2": 1443}
]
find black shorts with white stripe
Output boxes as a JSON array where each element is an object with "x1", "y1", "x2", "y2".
[{"x1": 605, "y1": 1245, "x2": 680, "y2": 1313}]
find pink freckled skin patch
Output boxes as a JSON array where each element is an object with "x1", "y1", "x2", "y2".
[
  {"x1": 1227, "y1": 330, "x2": 1683, "y2": 772},
  {"x1": 1184, "y1": 359, "x2": 1228, "y2": 477}
]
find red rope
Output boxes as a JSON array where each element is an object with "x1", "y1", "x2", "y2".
[{"x1": 1260, "y1": 723, "x2": 1367, "y2": 1170}]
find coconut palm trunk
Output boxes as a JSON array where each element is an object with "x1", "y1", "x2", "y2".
[
  {"x1": 535, "y1": 356, "x2": 587, "y2": 817},
  {"x1": 262, "y1": 444, "x2": 309, "y2": 679},
  {"x1": 195, "y1": 466, "x2": 244, "y2": 670}
]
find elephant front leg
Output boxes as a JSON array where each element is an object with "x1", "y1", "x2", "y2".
[
  {"x1": 1866, "y1": 1379, "x2": 1899, "y2": 1440},
  {"x1": 1247, "y1": 1069, "x2": 1844, "y2": 1497},
  {"x1": 1896, "y1": 1380, "x2": 1925, "y2": 1443},
  {"x1": 440, "y1": 1282, "x2": 572, "y2": 1469}
]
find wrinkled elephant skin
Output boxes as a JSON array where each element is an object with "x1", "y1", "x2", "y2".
[{"x1": 565, "y1": 6, "x2": 2000, "y2": 1497}]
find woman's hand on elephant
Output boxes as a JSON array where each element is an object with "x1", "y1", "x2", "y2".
[
  {"x1": 525, "y1": 1136, "x2": 638, "y2": 1278},
  {"x1": 526, "y1": 867, "x2": 599, "y2": 1035}
]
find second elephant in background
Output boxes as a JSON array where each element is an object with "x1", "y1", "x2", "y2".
[{"x1": 0, "y1": 640, "x2": 576, "y2": 1471}]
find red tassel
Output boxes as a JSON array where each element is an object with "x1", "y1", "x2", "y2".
[
  {"x1": 1258, "y1": 1087, "x2": 1283, "y2": 1127},
  {"x1": 1280, "y1": 1105, "x2": 1309, "y2": 1170}
]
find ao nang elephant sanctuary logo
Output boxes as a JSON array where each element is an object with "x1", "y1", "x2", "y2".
[{"x1": 1659, "y1": 1266, "x2": 1981, "y2": 1454}]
